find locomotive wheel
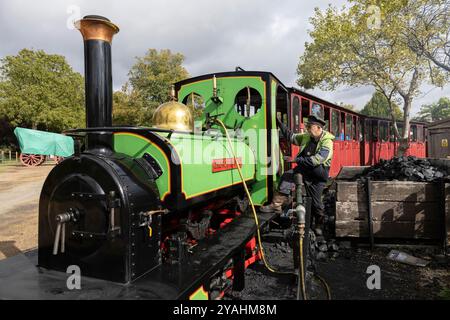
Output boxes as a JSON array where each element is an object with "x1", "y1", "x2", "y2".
[{"x1": 20, "y1": 153, "x2": 46, "y2": 167}]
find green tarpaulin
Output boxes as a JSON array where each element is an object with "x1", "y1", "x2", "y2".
[{"x1": 14, "y1": 127, "x2": 74, "y2": 157}]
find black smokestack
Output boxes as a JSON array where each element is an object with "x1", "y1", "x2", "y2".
[{"x1": 75, "y1": 15, "x2": 119, "y2": 151}]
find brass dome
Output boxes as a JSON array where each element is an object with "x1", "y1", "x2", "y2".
[{"x1": 152, "y1": 101, "x2": 194, "y2": 132}]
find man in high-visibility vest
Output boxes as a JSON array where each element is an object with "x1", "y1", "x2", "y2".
[{"x1": 261, "y1": 115, "x2": 335, "y2": 235}]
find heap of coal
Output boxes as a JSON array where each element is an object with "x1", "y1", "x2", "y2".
[
  {"x1": 309, "y1": 231, "x2": 341, "y2": 260},
  {"x1": 357, "y1": 156, "x2": 450, "y2": 182}
]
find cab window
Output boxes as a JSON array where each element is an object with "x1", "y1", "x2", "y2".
[{"x1": 234, "y1": 87, "x2": 262, "y2": 117}]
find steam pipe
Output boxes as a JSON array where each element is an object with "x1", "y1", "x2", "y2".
[{"x1": 294, "y1": 173, "x2": 307, "y2": 300}]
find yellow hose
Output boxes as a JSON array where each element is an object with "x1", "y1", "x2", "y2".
[
  {"x1": 299, "y1": 237, "x2": 307, "y2": 300},
  {"x1": 215, "y1": 119, "x2": 280, "y2": 274},
  {"x1": 214, "y1": 119, "x2": 326, "y2": 301},
  {"x1": 314, "y1": 273, "x2": 332, "y2": 300}
]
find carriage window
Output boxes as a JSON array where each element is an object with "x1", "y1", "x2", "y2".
[
  {"x1": 331, "y1": 110, "x2": 339, "y2": 137},
  {"x1": 340, "y1": 112, "x2": 346, "y2": 140},
  {"x1": 292, "y1": 96, "x2": 301, "y2": 133},
  {"x1": 417, "y1": 125, "x2": 424, "y2": 141},
  {"x1": 397, "y1": 123, "x2": 404, "y2": 137},
  {"x1": 389, "y1": 123, "x2": 396, "y2": 142},
  {"x1": 364, "y1": 119, "x2": 372, "y2": 141},
  {"x1": 345, "y1": 114, "x2": 353, "y2": 140},
  {"x1": 379, "y1": 122, "x2": 388, "y2": 142},
  {"x1": 411, "y1": 125, "x2": 417, "y2": 142},
  {"x1": 234, "y1": 87, "x2": 262, "y2": 117},
  {"x1": 372, "y1": 120, "x2": 379, "y2": 141},
  {"x1": 357, "y1": 118, "x2": 363, "y2": 141},
  {"x1": 323, "y1": 106, "x2": 330, "y2": 131},
  {"x1": 311, "y1": 103, "x2": 324, "y2": 119},
  {"x1": 353, "y1": 116, "x2": 357, "y2": 141},
  {"x1": 301, "y1": 98, "x2": 310, "y2": 123}
]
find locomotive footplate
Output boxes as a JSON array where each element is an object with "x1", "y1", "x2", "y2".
[{"x1": 0, "y1": 211, "x2": 276, "y2": 300}]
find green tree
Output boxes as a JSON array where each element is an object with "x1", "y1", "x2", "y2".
[
  {"x1": 0, "y1": 117, "x2": 14, "y2": 147},
  {"x1": 128, "y1": 49, "x2": 189, "y2": 120},
  {"x1": 297, "y1": 0, "x2": 448, "y2": 154},
  {"x1": 0, "y1": 49, "x2": 85, "y2": 132},
  {"x1": 406, "y1": 0, "x2": 450, "y2": 73},
  {"x1": 414, "y1": 97, "x2": 450, "y2": 122},
  {"x1": 338, "y1": 103, "x2": 356, "y2": 111},
  {"x1": 361, "y1": 91, "x2": 403, "y2": 119},
  {"x1": 112, "y1": 83, "x2": 148, "y2": 126}
]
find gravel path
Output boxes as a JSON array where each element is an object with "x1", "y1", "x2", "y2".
[{"x1": 0, "y1": 164, "x2": 54, "y2": 260}]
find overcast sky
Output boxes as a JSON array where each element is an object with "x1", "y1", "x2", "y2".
[{"x1": 0, "y1": 0, "x2": 449, "y2": 115}]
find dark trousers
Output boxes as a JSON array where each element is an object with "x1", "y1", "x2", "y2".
[{"x1": 278, "y1": 164, "x2": 328, "y2": 220}]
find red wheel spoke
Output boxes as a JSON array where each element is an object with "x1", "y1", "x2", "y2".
[{"x1": 20, "y1": 153, "x2": 44, "y2": 167}]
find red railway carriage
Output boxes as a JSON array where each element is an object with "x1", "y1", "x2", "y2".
[
  {"x1": 362, "y1": 116, "x2": 427, "y2": 165},
  {"x1": 285, "y1": 88, "x2": 427, "y2": 177}
]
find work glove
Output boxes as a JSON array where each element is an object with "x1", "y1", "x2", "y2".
[{"x1": 296, "y1": 156, "x2": 314, "y2": 169}]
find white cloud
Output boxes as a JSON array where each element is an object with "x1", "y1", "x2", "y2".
[
  {"x1": 269, "y1": 15, "x2": 300, "y2": 38},
  {"x1": 0, "y1": 0, "x2": 448, "y2": 115}
]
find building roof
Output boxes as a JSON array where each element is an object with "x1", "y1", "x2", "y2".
[{"x1": 427, "y1": 118, "x2": 450, "y2": 130}]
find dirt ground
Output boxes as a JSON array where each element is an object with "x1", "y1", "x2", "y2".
[
  {"x1": 235, "y1": 228, "x2": 450, "y2": 300},
  {"x1": 0, "y1": 163, "x2": 54, "y2": 260}
]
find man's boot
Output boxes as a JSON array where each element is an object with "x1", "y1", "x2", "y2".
[{"x1": 260, "y1": 192, "x2": 291, "y2": 214}]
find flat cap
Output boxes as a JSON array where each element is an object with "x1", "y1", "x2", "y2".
[{"x1": 306, "y1": 115, "x2": 326, "y2": 127}]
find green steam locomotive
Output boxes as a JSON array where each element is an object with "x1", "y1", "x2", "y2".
[{"x1": 0, "y1": 15, "x2": 304, "y2": 300}]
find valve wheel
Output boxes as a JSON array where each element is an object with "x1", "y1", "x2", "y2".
[{"x1": 20, "y1": 153, "x2": 46, "y2": 167}]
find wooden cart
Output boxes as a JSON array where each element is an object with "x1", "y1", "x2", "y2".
[{"x1": 14, "y1": 127, "x2": 74, "y2": 167}]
